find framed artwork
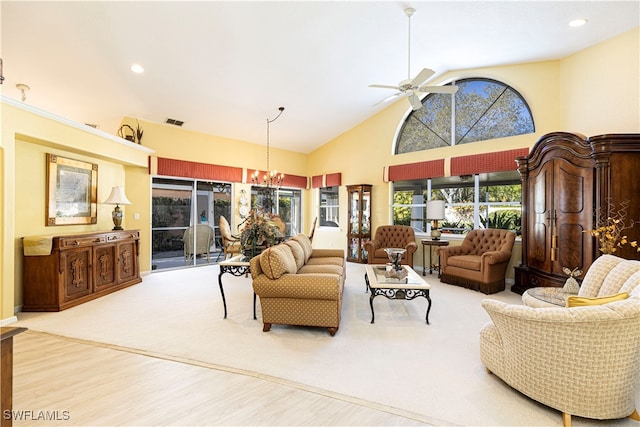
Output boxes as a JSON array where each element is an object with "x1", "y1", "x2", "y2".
[{"x1": 46, "y1": 153, "x2": 98, "y2": 225}]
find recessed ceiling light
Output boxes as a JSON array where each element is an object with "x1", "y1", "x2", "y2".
[
  {"x1": 569, "y1": 18, "x2": 588, "y2": 27},
  {"x1": 130, "y1": 63, "x2": 144, "y2": 74}
]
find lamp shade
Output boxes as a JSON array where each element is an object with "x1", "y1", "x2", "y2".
[
  {"x1": 103, "y1": 186, "x2": 131, "y2": 205},
  {"x1": 426, "y1": 200, "x2": 445, "y2": 220}
]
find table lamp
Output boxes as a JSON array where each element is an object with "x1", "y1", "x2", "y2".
[
  {"x1": 426, "y1": 200, "x2": 446, "y2": 240},
  {"x1": 104, "y1": 186, "x2": 131, "y2": 230}
]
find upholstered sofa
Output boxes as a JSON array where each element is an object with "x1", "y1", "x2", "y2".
[
  {"x1": 480, "y1": 285, "x2": 640, "y2": 426},
  {"x1": 363, "y1": 225, "x2": 417, "y2": 266},
  {"x1": 250, "y1": 234, "x2": 345, "y2": 336},
  {"x1": 438, "y1": 228, "x2": 516, "y2": 294},
  {"x1": 522, "y1": 254, "x2": 640, "y2": 308}
]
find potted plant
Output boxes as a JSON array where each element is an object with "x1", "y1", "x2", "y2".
[{"x1": 238, "y1": 209, "x2": 284, "y2": 258}]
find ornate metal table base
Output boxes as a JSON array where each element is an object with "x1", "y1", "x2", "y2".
[
  {"x1": 218, "y1": 263, "x2": 256, "y2": 319},
  {"x1": 364, "y1": 272, "x2": 432, "y2": 325}
]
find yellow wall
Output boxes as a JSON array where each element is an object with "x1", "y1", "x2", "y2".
[
  {"x1": 2, "y1": 27, "x2": 639, "y2": 323},
  {"x1": 1, "y1": 99, "x2": 151, "y2": 322},
  {"x1": 560, "y1": 27, "x2": 640, "y2": 133}
]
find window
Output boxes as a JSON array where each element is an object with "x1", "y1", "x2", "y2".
[
  {"x1": 392, "y1": 171, "x2": 522, "y2": 235},
  {"x1": 250, "y1": 186, "x2": 302, "y2": 238},
  {"x1": 319, "y1": 186, "x2": 339, "y2": 227},
  {"x1": 396, "y1": 78, "x2": 535, "y2": 154}
]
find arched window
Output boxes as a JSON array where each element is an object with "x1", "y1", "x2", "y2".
[{"x1": 396, "y1": 78, "x2": 534, "y2": 154}]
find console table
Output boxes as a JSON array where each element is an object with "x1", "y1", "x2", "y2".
[
  {"x1": 218, "y1": 255, "x2": 256, "y2": 319},
  {"x1": 23, "y1": 230, "x2": 141, "y2": 311}
]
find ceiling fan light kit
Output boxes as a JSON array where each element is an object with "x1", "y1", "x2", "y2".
[{"x1": 369, "y1": 7, "x2": 458, "y2": 111}]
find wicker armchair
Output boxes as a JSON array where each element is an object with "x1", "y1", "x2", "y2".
[
  {"x1": 480, "y1": 286, "x2": 640, "y2": 426},
  {"x1": 438, "y1": 228, "x2": 515, "y2": 294},
  {"x1": 183, "y1": 224, "x2": 214, "y2": 264},
  {"x1": 363, "y1": 225, "x2": 417, "y2": 266}
]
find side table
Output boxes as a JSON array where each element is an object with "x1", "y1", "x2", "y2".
[
  {"x1": 218, "y1": 255, "x2": 256, "y2": 319},
  {"x1": 421, "y1": 239, "x2": 449, "y2": 277}
]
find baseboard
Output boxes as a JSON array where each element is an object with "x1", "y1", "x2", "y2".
[{"x1": 1, "y1": 315, "x2": 19, "y2": 326}]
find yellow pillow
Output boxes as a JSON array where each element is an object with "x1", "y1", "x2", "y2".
[{"x1": 566, "y1": 292, "x2": 629, "y2": 308}]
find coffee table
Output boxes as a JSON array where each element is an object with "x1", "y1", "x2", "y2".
[
  {"x1": 364, "y1": 264, "x2": 432, "y2": 324},
  {"x1": 218, "y1": 255, "x2": 256, "y2": 319}
]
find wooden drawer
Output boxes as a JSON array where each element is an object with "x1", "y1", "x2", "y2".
[{"x1": 58, "y1": 235, "x2": 105, "y2": 249}]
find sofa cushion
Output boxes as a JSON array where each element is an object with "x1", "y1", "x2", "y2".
[
  {"x1": 297, "y1": 264, "x2": 343, "y2": 276},
  {"x1": 260, "y1": 244, "x2": 297, "y2": 280},
  {"x1": 284, "y1": 240, "x2": 305, "y2": 270},
  {"x1": 566, "y1": 292, "x2": 629, "y2": 308},
  {"x1": 447, "y1": 254, "x2": 482, "y2": 271},
  {"x1": 598, "y1": 260, "x2": 640, "y2": 297},
  {"x1": 292, "y1": 234, "x2": 313, "y2": 262}
]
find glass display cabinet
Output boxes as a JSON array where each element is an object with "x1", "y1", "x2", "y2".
[{"x1": 347, "y1": 184, "x2": 372, "y2": 263}]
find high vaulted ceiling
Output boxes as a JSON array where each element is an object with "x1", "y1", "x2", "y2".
[{"x1": 2, "y1": 1, "x2": 638, "y2": 153}]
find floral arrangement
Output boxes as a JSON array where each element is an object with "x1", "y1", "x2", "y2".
[
  {"x1": 587, "y1": 200, "x2": 639, "y2": 255},
  {"x1": 238, "y1": 209, "x2": 284, "y2": 256}
]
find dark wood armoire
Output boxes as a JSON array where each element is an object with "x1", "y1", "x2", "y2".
[{"x1": 512, "y1": 132, "x2": 640, "y2": 294}]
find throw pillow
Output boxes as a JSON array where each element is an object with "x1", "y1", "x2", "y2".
[
  {"x1": 259, "y1": 245, "x2": 297, "y2": 280},
  {"x1": 566, "y1": 292, "x2": 629, "y2": 308},
  {"x1": 284, "y1": 240, "x2": 305, "y2": 270},
  {"x1": 292, "y1": 234, "x2": 313, "y2": 263}
]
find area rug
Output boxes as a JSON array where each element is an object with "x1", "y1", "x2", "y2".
[{"x1": 14, "y1": 263, "x2": 639, "y2": 426}]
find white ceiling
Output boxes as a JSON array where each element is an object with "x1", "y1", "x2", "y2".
[{"x1": 2, "y1": 1, "x2": 638, "y2": 153}]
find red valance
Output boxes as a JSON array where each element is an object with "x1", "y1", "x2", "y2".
[
  {"x1": 311, "y1": 173, "x2": 342, "y2": 188},
  {"x1": 388, "y1": 159, "x2": 445, "y2": 181},
  {"x1": 450, "y1": 148, "x2": 530, "y2": 176},
  {"x1": 246, "y1": 169, "x2": 308, "y2": 189},
  {"x1": 154, "y1": 157, "x2": 243, "y2": 182}
]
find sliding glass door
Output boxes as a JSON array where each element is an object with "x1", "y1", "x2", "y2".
[{"x1": 151, "y1": 177, "x2": 231, "y2": 271}]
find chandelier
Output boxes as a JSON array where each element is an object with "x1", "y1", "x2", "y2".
[{"x1": 252, "y1": 107, "x2": 285, "y2": 211}]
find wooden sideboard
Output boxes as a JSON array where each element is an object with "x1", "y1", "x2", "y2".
[{"x1": 23, "y1": 230, "x2": 141, "y2": 311}]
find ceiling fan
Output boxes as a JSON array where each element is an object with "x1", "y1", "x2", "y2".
[{"x1": 369, "y1": 7, "x2": 458, "y2": 111}]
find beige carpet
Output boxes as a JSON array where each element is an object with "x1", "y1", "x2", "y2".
[{"x1": 15, "y1": 262, "x2": 639, "y2": 426}]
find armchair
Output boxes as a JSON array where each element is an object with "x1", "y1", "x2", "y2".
[
  {"x1": 438, "y1": 228, "x2": 515, "y2": 294},
  {"x1": 219, "y1": 215, "x2": 241, "y2": 260},
  {"x1": 480, "y1": 287, "x2": 640, "y2": 426},
  {"x1": 363, "y1": 225, "x2": 417, "y2": 266},
  {"x1": 183, "y1": 224, "x2": 214, "y2": 264}
]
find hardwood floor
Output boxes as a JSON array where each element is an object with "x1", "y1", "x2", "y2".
[{"x1": 11, "y1": 331, "x2": 428, "y2": 426}]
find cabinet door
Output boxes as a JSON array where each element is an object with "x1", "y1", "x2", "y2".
[
  {"x1": 61, "y1": 247, "x2": 92, "y2": 302},
  {"x1": 553, "y1": 159, "x2": 594, "y2": 275},
  {"x1": 94, "y1": 243, "x2": 117, "y2": 291},
  {"x1": 527, "y1": 161, "x2": 552, "y2": 272},
  {"x1": 116, "y1": 241, "x2": 138, "y2": 283}
]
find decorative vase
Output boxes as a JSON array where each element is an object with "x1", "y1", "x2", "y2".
[
  {"x1": 243, "y1": 244, "x2": 266, "y2": 259},
  {"x1": 384, "y1": 248, "x2": 406, "y2": 271}
]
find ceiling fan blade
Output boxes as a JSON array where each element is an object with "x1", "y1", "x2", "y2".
[
  {"x1": 418, "y1": 85, "x2": 459, "y2": 94},
  {"x1": 372, "y1": 92, "x2": 402, "y2": 107},
  {"x1": 408, "y1": 93, "x2": 423, "y2": 110},
  {"x1": 369, "y1": 84, "x2": 400, "y2": 90},
  {"x1": 411, "y1": 68, "x2": 435, "y2": 87}
]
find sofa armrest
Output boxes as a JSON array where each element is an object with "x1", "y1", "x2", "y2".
[
  {"x1": 253, "y1": 273, "x2": 342, "y2": 300},
  {"x1": 481, "y1": 250, "x2": 513, "y2": 265},
  {"x1": 311, "y1": 248, "x2": 345, "y2": 258}
]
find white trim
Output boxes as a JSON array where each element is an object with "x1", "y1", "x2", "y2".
[
  {"x1": 1, "y1": 315, "x2": 19, "y2": 326},
  {"x1": 1, "y1": 95, "x2": 154, "y2": 154}
]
